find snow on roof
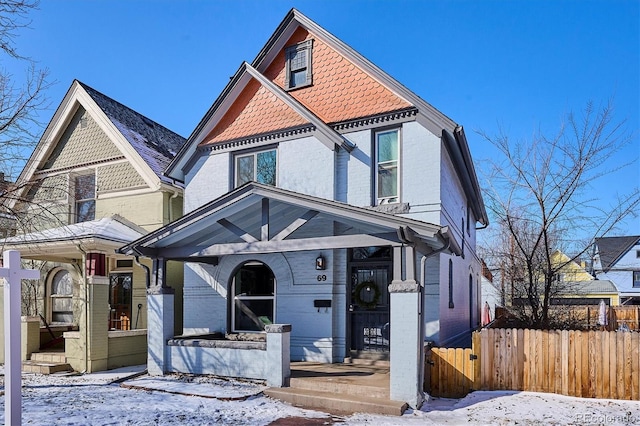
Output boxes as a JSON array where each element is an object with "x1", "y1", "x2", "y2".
[
  {"x1": 78, "y1": 81, "x2": 186, "y2": 185},
  {"x1": 0, "y1": 215, "x2": 145, "y2": 245}
]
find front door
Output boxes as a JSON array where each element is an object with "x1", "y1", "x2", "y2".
[{"x1": 348, "y1": 247, "x2": 392, "y2": 357}]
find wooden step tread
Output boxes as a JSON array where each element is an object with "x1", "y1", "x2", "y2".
[{"x1": 264, "y1": 386, "x2": 407, "y2": 416}]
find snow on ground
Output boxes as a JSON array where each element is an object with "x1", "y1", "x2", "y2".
[{"x1": 0, "y1": 365, "x2": 639, "y2": 425}]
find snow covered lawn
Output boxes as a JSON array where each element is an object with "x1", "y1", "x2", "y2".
[{"x1": 1, "y1": 366, "x2": 638, "y2": 425}]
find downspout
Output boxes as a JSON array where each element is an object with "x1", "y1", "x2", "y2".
[{"x1": 133, "y1": 255, "x2": 151, "y2": 289}]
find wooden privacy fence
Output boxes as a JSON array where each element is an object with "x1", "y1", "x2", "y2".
[{"x1": 425, "y1": 328, "x2": 640, "y2": 400}]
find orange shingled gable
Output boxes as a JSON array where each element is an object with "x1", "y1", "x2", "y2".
[
  {"x1": 264, "y1": 27, "x2": 412, "y2": 123},
  {"x1": 201, "y1": 25, "x2": 412, "y2": 147},
  {"x1": 201, "y1": 78, "x2": 309, "y2": 146}
]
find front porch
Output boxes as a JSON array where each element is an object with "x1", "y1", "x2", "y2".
[{"x1": 121, "y1": 183, "x2": 462, "y2": 408}]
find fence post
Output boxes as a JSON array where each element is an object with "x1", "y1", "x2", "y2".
[{"x1": 472, "y1": 331, "x2": 481, "y2": 390}]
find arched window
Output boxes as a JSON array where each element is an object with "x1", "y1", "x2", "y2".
[
  {"x1": 231, "y1": 262, "x2": 275, "y2": 332},
  {"x1": 50, "y1": 269, "x2": 73, "y2": 324}
]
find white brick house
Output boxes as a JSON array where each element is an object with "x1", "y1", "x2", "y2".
[{"x1": 121, "y1": 9, "x2": 487, "y2": 407}]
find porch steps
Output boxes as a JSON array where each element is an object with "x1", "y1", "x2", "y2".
[
  {"x1": 263, "y1": 362, "x2": 407, "y2": 416},
  {"x1": 22, "y1": 352, "x2": 73, "y2": 375}
]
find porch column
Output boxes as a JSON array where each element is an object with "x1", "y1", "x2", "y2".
[
  {"x1": 80, "y1": 252, "x2": 109, "y2": 373},
  {"x1": 265, "y1": 324, "x2": 291, "y2": 387},
  {"x1": 389, "y1": 245, "x2": 424, "y2": 408},
  {"x1": 147, "y1": 286, "x2": 174, "y2": 375}
]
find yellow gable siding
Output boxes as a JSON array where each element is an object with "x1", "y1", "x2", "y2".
[
  {"x1": 43, "y1": 107, "x2": 122, "y2": 170},
  {"x1": 551, "y1": 251, "x2": 593, "y2": 281}
]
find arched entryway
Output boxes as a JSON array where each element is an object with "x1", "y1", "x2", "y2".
[{"x1": 230, "y1": 261, "x2": 276, "y2": 332}]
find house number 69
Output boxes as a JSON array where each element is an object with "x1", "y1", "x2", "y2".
[{"x1": 316, "y1": 275, "x2": 327, "y2": 281}]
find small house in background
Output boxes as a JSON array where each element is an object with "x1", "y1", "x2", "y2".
[
  {"x1": 593, "y1": 235, "x2": 640, "y2": 305},
  {"x1": 0, "y1": 80, "x2": 185, "y2": 373},
  {"x1": 120, "y1": 8, "x2": 488, "y2": 408},
  {"x1": 546, "y1": 250, "x2": 619, "y2": 306}
]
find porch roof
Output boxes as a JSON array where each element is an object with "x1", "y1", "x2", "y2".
[
  {"x1": 118, "y1": 182, "x2": 461, "y2": 260},
  {"x1": 0, "y1": 215, "x2": 146, "y2": 261}
]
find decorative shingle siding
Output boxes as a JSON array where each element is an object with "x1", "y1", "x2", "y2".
[
  {"x1": 43, "y1": 108, "x2": 122, "y2": 171},
  {"x1": 264, "y1": 27, "x2": 411, "y2": 124},
  {"x1": 201, "y1": 79, "x2": 309, "y2": 146},
  {"x1": 97, "y1": 162, "x2": 147, "y2": 192},
  {"x1": 30, "y1": 174, "x2": 68, "y2": 202}
]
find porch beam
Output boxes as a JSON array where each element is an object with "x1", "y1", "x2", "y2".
[
  {"x1": 217, "y1": 218, "x2": 259, "y2": 243},
  {"x1": 158, "y1": 232, "x2": 402, "y2": 258},
  {"x1": 271, "y1": 210, "x2": 318, "y2": 241}
]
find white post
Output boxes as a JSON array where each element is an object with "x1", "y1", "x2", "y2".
[{"x1": 1, "y1": 250, "x2": 40, "y2": 426}]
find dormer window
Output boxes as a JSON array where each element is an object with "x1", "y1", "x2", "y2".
[{"x1": 285, "y1": 40, "x2": 313, "y2": 90}]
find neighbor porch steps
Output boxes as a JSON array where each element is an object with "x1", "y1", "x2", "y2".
[
  {"x1": 263, "y1": 362, "x2": 408, "y2": 416},
  {"x1": 22, "y1": 351, "x2": 73, "y2": 375}
]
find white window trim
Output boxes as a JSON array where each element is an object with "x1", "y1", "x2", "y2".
[
  {"x1": 233, "y1": 147, "x2": 277, "y2": 188},
  {"x1": 47, "y1": 267, "x2": 75, "y2": 326},
  {"x1": 71, "y1": 171, "x2": 96, "y2": 223},
  {"x1": 374, "y1": 128, "x2": 401, "y2": 205},
  {"x1": 284, "y1": 39, "x2": 313, "y2": 90}
]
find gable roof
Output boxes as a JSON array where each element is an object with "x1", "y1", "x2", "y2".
[
  {"x1": 12, "y1": 80, "x2": 185, "y2": 207},
  {"x1": 596, "y1": 235, "x2": 640, "y2": 272},
  {"x1": 78, "y1": 82, "x2": 186, "y2": 184},
  {"x1": 165, "y1": 9, "x2": 487, "y2": 226},
  {"x1": 559, "y1": 280, "x2": 618, "y2": 295}
]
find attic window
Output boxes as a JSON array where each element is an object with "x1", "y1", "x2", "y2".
[{"x1": 285, "y1": 40, "x2": 313, "y2": 90}]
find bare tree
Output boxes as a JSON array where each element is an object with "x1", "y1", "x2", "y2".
[
  {"x1": 480, "y1": 101, "x2": 640, "y2": 328},
  {"x1": 0, "y1": 0, "x2": 50, "y2": 181}
]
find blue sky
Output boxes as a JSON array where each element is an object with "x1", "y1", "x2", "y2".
[{"x1": 8, "y1": 0, "x2": 640, "y2": 234}]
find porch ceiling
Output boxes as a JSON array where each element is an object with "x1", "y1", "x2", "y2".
[{"x1": 119, "y1": 183, "x2": 458, "y2": 259}]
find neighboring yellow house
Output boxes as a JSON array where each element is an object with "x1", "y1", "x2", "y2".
[
  {"x1": 550, "y1": 250, "x2": 619, "y2": 306},
  {"x1": 0, "y1": 80, "x2": 185, "y2": 373}
]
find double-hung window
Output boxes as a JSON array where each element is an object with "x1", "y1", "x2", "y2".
[
  {"x1": 74, "y1": 173, "x2": 96, "y2": 223},
  {"x1": 285, "y1": 40, "x2": 313, "y2": 90},
  {"x1": 235, "y1": 148, "x2": 277, "y2": 187},
  {"x1": 375, "y1": 129, "x2": 400, "y2": 204},
  {"x1": 633, "y1": 271, "x2": 640, "y2": 288}
]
